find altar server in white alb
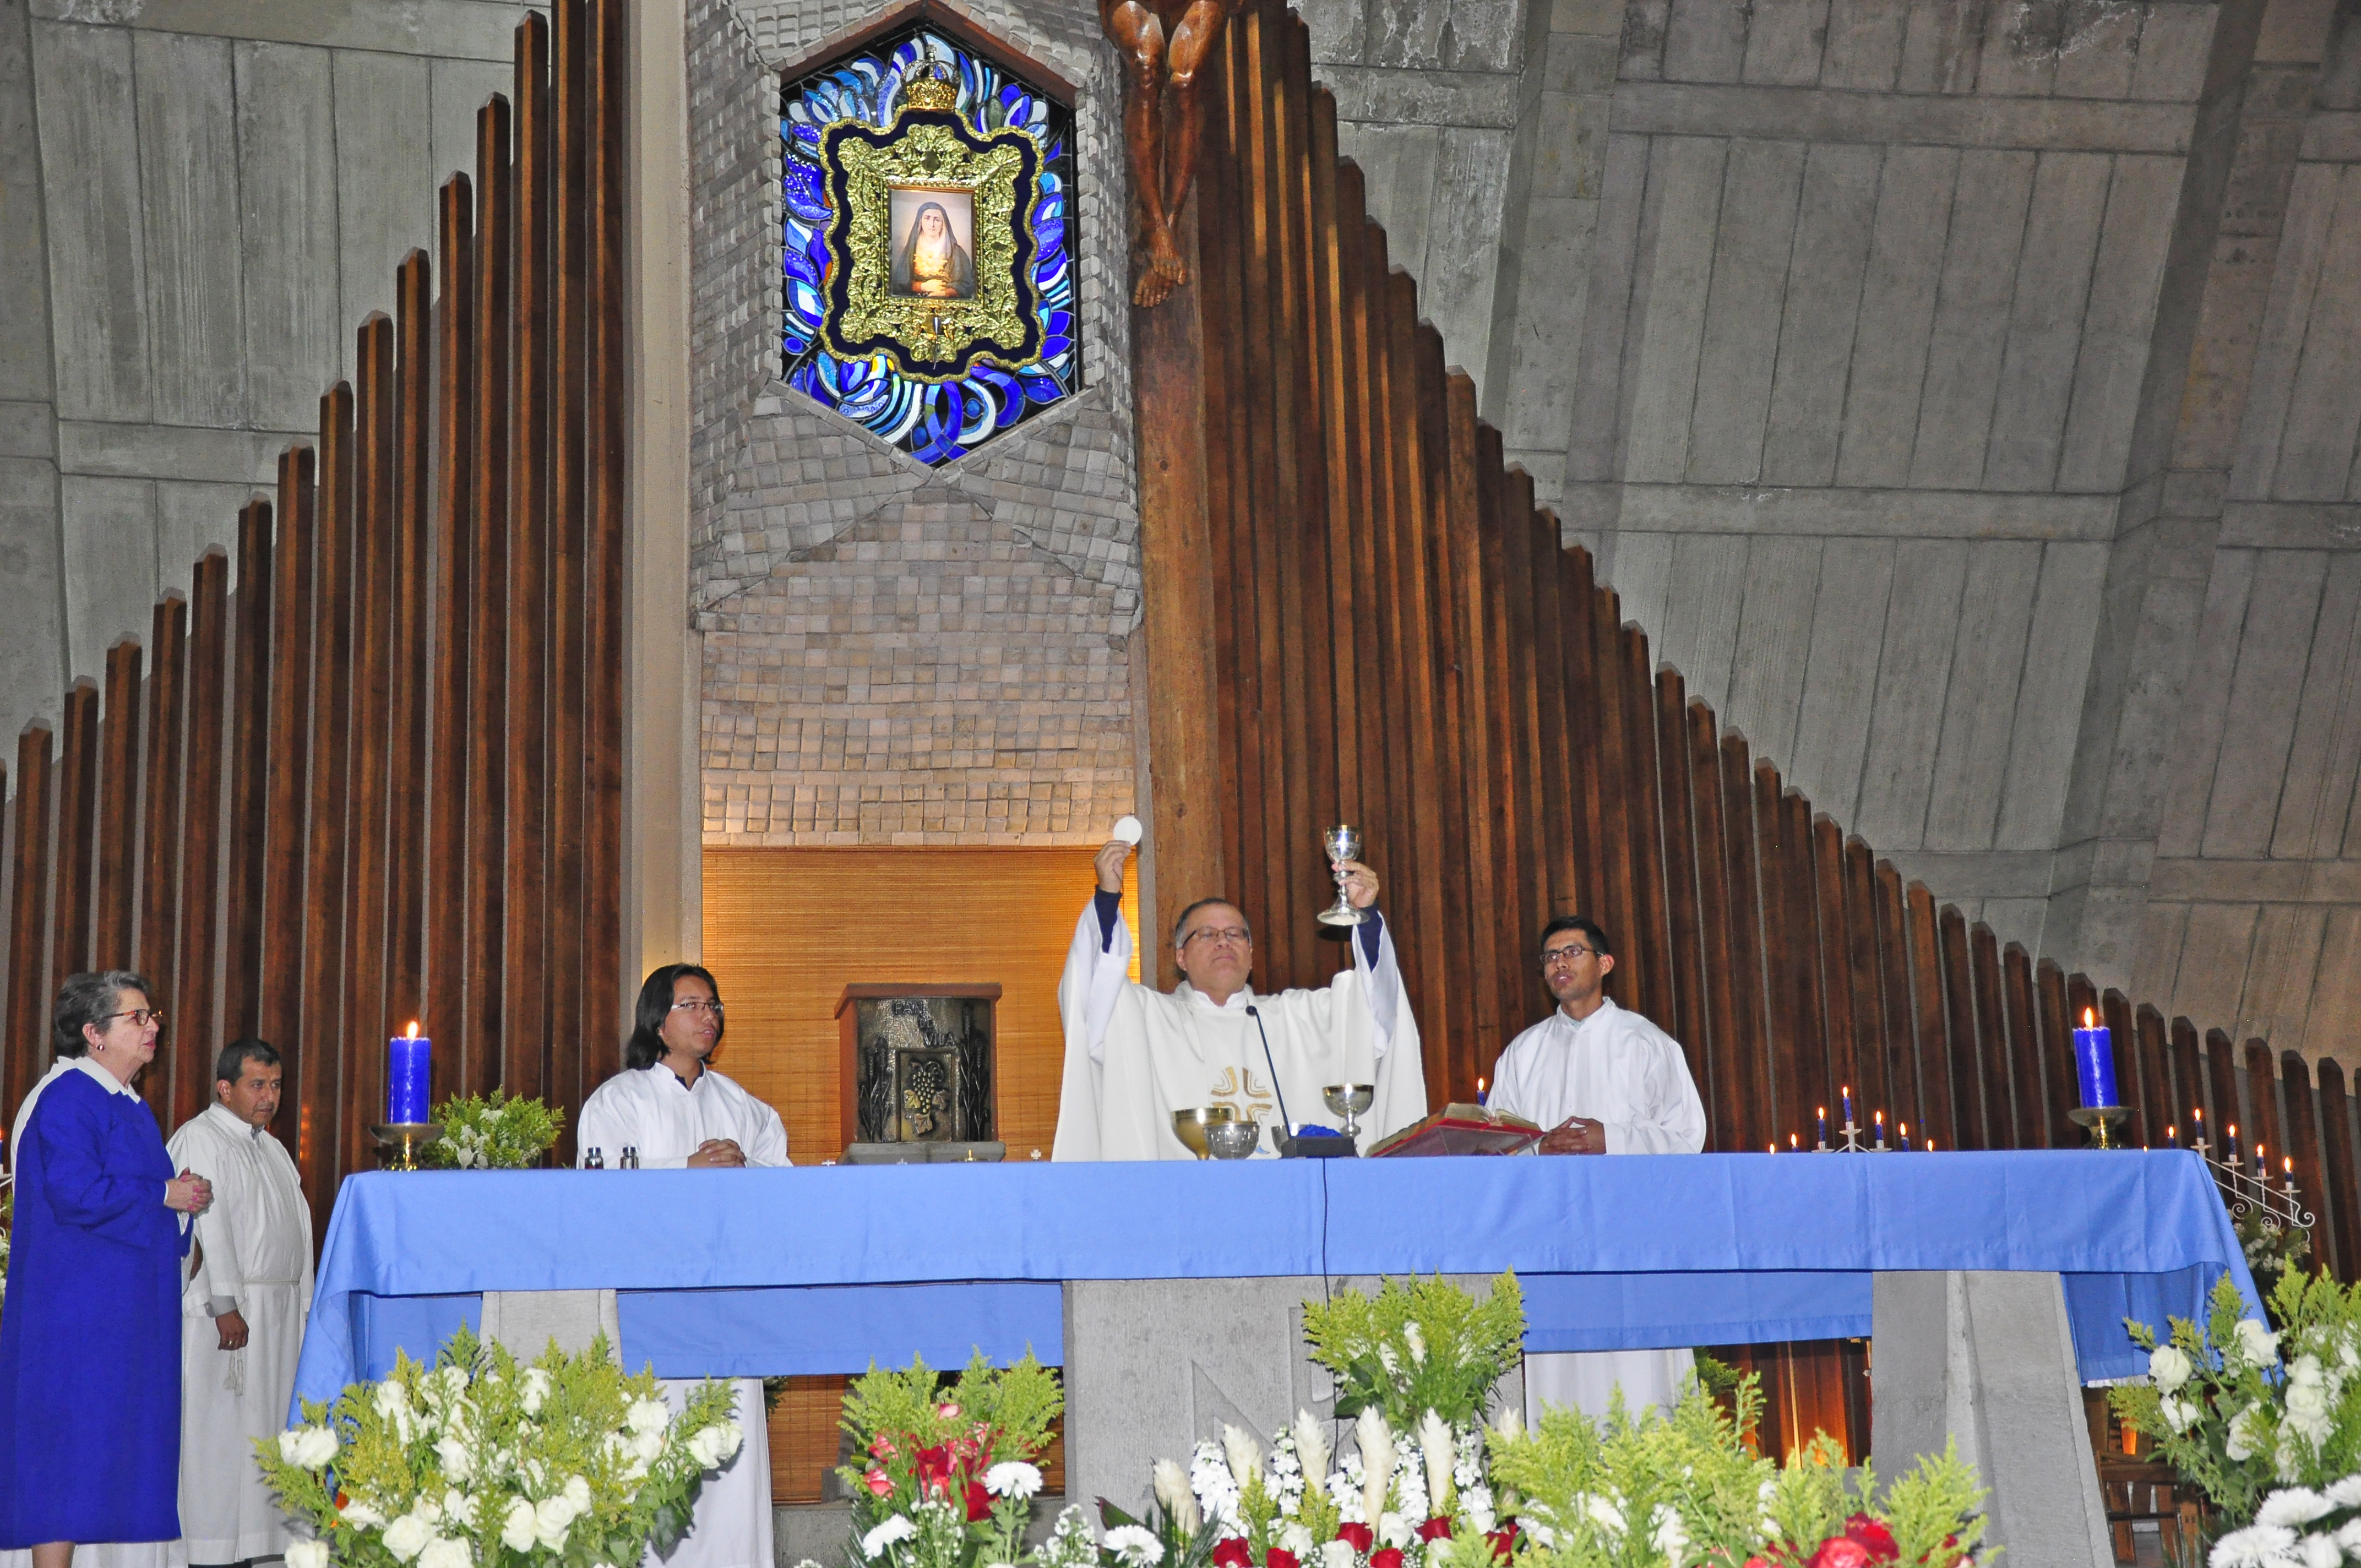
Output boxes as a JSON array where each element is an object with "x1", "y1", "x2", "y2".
[
  {"x1": 577, "y1": 965, "x2": 783, "y2": 1568},
  {"x1": 167, "y1": 1040, "x2": 312, "y2": 1567},
  {"x1": 1054, "y1": 830, "x2": 1426, "y2": 1159},
  {"x1": 1488, "y1": 915, "x2": 1706, "y2": 1423}
]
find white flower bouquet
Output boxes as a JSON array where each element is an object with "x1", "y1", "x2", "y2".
[
  {"x1": 2115, "y1": 1271, "x2": 2361, "y2": 1527},
  {"x1": 256, "y1": 1326, "x2": 741, "y2": 1568},
  {"x1": 2210, "y1": 1476, "x2": 2361, "y2": 1568},
  {"x1": 426, "y1": 1092, "x2": 565, "y2": 1170}
]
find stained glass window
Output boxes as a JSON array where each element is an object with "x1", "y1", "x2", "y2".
[{"x1": 781, "y1": 28, "x2": 1079, "y2": 466}]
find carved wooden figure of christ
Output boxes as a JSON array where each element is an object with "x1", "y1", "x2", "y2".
[{"x1": 1103, "y1": 0, "x2": 1233, "y2": 306}]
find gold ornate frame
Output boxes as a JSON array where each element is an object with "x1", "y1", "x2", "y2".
[{"x1": 823, "y1": 108, "x2": 1044, "y2": 379}]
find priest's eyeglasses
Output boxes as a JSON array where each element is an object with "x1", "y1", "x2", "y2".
[
  {"x1": 96, "y1": 1008, "x2": 166, "y2": 1028},
  {"x1": 670, "y1": 998, "x2": 725, "y2": 1016},
  {"x1": 1182, "y1": 925, "x2": 1252, "y2": 949},
  {"x1": 1539, "y1": 945, "x2": 1598, "y2": 970}
]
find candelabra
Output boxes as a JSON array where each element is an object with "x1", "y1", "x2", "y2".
[
  {"x1": 2190, "y1": 1132, "x2": 2313, "y2": 1234},
  {"x1": 1813, "y1": 1109, "x2": 1889, "y2": 1152}
]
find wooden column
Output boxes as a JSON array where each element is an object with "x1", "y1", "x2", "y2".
[
  {"x1": 224, "y1": 500, "x2": 274, "y2": 1040},
  {"x1": 138, "y1": 597, "x2": 189, "y2": 1118},
  {"x1": 175, "y1": 554, "x2": 230, "y2": 1121},
  {"x1": 466, "y1": 95, "x2": 514, "y2": 1095},
  {"x1": 95, "y1": 642, "x2": 142, "y2": 971},
  {"x1": 1130, "y1": 202, "x2": 1224, "y2": 963},
  {"x1": 6, "y1": 725, "x2": 53, "y2": 1119}
]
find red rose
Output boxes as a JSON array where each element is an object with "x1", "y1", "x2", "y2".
[
  {"x1": 1372, "y1": 1549, "x2": 1406, "y2": 1568},
  {"x1": 1807, "y1": 1538, "x2": 1872, "y2": 1568},
  {"x1": 1337, "y1": 1524, "x2": 1375, "y2": 1553},
  {"x1": 1417, "y1": 1519, "x2": 1454, "y2": 1543},
  {"x1": 1268, "y1": 1552, "x2": 1302, "y2": 1568},
  {"x1": 871, "y1": 1436, "x2": 899, "y2": 1461},
  {"x1": 1744, "y1": 1558, "x2": 1774, "y2": 1568},
  {"x1": 1214, "y1": 1540, "x2": 1254, "y2": 1568},
  {"x1": 915, "y1": 1445, "x2": 954, "y2": 1493},
  {"x1": 965, "y1": 1481, "x2": 992, "y2": 1521},
  {"x1": 1842, "y1": 1518, "x2": 1898, "y2": 1565},
  {"x1": 863, "y1": 1468, "x2": 895, "y2": 1498},
  {"x1": 1484, "y1": 1523, "x2": 1520, "y2": 1564}
]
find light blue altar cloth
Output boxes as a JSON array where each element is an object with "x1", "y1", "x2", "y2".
[{"x1": 293, "y1": 1150, "x2": 2258, "y2": 1413}]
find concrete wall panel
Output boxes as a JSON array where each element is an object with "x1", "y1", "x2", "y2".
[
  {"x1": 1924, "y1": 540, "x2": 2043, "y2": 850},
  {"x1": 133, "y1": 30, "x2": 246, "y2": 428},
  {"x1": 1787, "y1": 536, "x2": 1897, "y2": 823},
  {"x1": 34, "y1": 20, "x2": 150, "y2": 423},
  {"x1": 2201, "y1": 548, "x2": 2328, "y2": 858},
  {"x1": 58, "y1": 472, "x2": 154, "y2": 684},
  {"x1": 333, "y1": 49, "x2": 434, "y2": 357},
  {"x1": 2271, "y1": 551, "x2": 2361, "y2": 861},
  {"x1": 235, "y1": 41, "x2": 344, "y2": 434}
]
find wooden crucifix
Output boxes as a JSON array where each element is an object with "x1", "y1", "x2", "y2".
[{"x1": 1102, "y1": 0, "x2": 1236, "y2": 306}]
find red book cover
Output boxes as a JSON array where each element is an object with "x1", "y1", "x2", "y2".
[{"x1": 1367, "y1": 1103, "x2": 1543, "y2": 1158}]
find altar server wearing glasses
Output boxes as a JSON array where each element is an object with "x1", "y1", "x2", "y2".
[
  {"x1": 577, "y1": 965, "x2": 782, "y2": 1568},
  {"x1": 167, "y1": 1039, "x2": 312, "y2": 1567},
  {"x1": 1488, "y1": 916, "x2": 1706, "y2": 1423},
  {"x1": 1054, "y1": 830, "x2": 1426, "y2": 1159},
  {"x1": 0, "y1": 973, "x2": 212, "y2": 1568}
]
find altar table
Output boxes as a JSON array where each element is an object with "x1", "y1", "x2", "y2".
[{"x1": 296, "y1": 1148, "x2": 2255, "y2": 1403}]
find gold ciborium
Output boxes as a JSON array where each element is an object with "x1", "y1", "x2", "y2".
[{"x1": 1172, "y1": 1104, "x2": 1238, "y2": 1160}]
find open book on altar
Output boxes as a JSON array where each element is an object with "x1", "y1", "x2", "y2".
[{"x1": 1367, "y1": 1103, "x2": 1543, "y2": 1157}]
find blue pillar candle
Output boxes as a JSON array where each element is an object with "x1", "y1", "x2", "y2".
[
  {"x1": 2072, "y1": 1008, "x2": 2118, "y2": 1108},
  {"x1": 388, "y1": 1025, "x2": 431, "y2": 1124}
]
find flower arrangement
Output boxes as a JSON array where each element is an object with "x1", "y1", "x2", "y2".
[
  {"x1": 2113, "y1": 1271, "x2": 2361, "y2": 1527},
  {"x1": 1302, "y1": 1273, "x2": 1527, "y2": 1431},
  {"x1": 427, "y1": 1092, "x2": 565, "y2": 1171},
  {"x1": 1486, "y1": 1382, "x2": 1988, "y2": 1568},
  {"x1": 1127, "y1": 1273, "x2": 1986, "y2": 1568},
  {"x1": 2237, "y1": 1210, "x2": 2314, "y2": 1311},
  {"x1": 256, "y1": 1325, "x2": 741, "y2": 1568},
  {"x1": 1124, "y1": 1376, "x2": 1987, "y2": 1568},
  {"x1": 817, "y1": 1352, "x2": 1074, "y2": 1568}
]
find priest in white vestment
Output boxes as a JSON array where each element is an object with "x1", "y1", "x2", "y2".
[
  {"x1": 1054, "y1": 837, "x2": 1426, "y2": 1159},
  {"x1": 1488, "y1": 916, "x2": 1706, "y2": 1424},
  {"x1": 167, "y1": 1041, "x2": 312, "y2": 1566},
  {"x1": 577, "y1": 964, "x2": 783, "y2": 1568}
]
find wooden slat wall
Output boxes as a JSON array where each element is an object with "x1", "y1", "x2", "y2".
[
  {"x1": 0, "y1": 1, "x2": 627, "y2": 1213},
  {"x1": 1185, "y1": 0, "x2": 2361, "y2": 1457}
]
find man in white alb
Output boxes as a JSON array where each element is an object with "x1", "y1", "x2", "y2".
[
  {"x1": 577, "y1": 964, "x2": 784, "y2": 1568},
  {"x1": 1488, "y1": 916, "x2": 1706, "y2": 1423},
  {"x1": 167, "y1": 1041, "x2": 312, "y2": 1567},
  {"x1": 1054, "y1": 835, "x2": 1426, "y2": 1159}
]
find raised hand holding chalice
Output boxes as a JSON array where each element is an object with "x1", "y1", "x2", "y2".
[{"x1": 1318, "y1": 825, "x2": 1378, "y2": 926}]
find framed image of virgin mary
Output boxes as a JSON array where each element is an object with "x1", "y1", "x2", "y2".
[{"x1": 889, "y1": 187, "x2": 976, "y2": 300}]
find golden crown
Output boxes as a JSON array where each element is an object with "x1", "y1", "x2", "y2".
[{"x1": 904, "y1": 69, "x2": 959, "y2": 111}]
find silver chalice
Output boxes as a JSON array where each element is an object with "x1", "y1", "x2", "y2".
[
  {"x1": 1318, "y1": 824, "x2": 1365, "y2": 926},
  {"x1": 1323, "y1": 1083, "x2": 1375, "y2": 1141}
]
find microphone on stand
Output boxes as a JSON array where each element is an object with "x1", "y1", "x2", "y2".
[{"x1": 1248, "y1": 1004, "x2": 1355, "y2": 1158}]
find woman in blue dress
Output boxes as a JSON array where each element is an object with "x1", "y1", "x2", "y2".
[{"x1": 0, "y1": 971, "x2": 214, "y2": 1568}]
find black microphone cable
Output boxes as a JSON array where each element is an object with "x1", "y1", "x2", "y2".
[{"x1": 1244, "y1": 1003, "x2": 1295, "y2": 1145}]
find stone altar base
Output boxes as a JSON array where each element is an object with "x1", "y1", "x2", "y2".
[
  {"x1": 1871, "y1": 1273, "x2": 2112, "y2": 1568},
  {"x1": 1063, "y1": 1275, "x2": 1525, "y2": 1520}
]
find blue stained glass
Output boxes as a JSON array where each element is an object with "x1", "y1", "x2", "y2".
[{"x1": 780, "y1": 25, "x2": 1080, "y2": 465}]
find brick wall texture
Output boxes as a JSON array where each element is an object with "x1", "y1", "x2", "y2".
[{"x1": 689, "y1": 0, "x2": 1140, "y2": 846}]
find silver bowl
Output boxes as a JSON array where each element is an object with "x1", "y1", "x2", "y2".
[{"x1": 1206, "y1": 1120, "x2": 1260, "y2": 1160}]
